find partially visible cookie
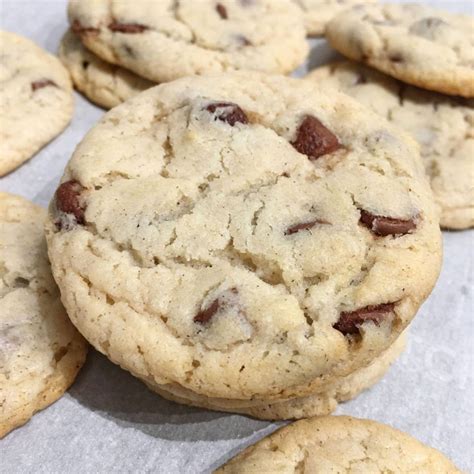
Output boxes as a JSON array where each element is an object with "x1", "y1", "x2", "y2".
[
  {"x1": 292, "y1": 0, "x2": 377, "y2": 37},
  {"x1": 142, "y1": 331, "x2": 406, "y2": 420},
  {"x1": 46, "y1": 73, "x2": 441, "y2": 403},
  {"x1": 59, "y1": 30, "x2": 154, "y2": 109},
  {"x1": 67, "y1": 0, "x2": 309, "y2": 83},
  {"x1": 0, "y1": 31, "x2": 74, "y2": 176},
  {"x1": 0, "y1": 193, "x2": 88, "y2": 438},
  {"x1": 326, "y1": 3, "x2": 474, "y2": 97},
  {"x1": 306, "y1": 61, "x2": 474, "y2": 229},
  {"x1": 215, "y1": 415, "x2": 461, "y2": 473}
]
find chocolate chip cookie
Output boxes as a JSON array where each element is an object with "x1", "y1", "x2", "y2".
[
  {"x1": 45, "y1": 72, "x2": 441, "y2": 403},
  {"x1": 59, "y1": 30, "x2": 154, "y2": 109},
  {"x1": 0, "y1": 31, "x2": 74, "y2": 176},
  {"x1": 326, "y1": 3, "x2": 474, "y2": 97},
  {"x1": 215, "y1": 415, "x2": 461, "y2": 472},
  {"x1": 307, "y1": 61, "x2": 474, "y2": 229},
  {"x1": 67, "y1": 0, "x2": 309, "y2": 83},
  {"x1": 0, "y1": 193, "x2": 87, "y2": 438},
  {"x1": 292, "y1": 0, "x2": 377, "y2": 37}
]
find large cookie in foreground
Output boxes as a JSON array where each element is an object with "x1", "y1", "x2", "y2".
[
  {"x1": 0, "y1": 193, "x2": 87, "y2": 438},
  {"x1": 307, "y1": 62, "x2": 474, "y2": 229},
  {"x1": 67, "y1": 0, "x2": 308, "y2": 83},
  {"x1": 59, "y1": 30, "x2": 154, "y2": 109},
  {"x1": 45, "y1": 73, "x2": 441, "y2": 403},
  {"x1": 215, "y1": 416, "x2": 460, "y2": 473},
  {"x1": 0, "y1": 31, "x2": 74, "y2": 176},
  {"x1": 326, "y1": 3, "x2": 474, "y2": 97}
]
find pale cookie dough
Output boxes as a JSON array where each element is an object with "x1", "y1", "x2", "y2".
[
  {"x1": 215, "y1": 415, "x2": 461, "y2": 473},
  {"x1": 45, "y1": 73, "x2": 441, "y2": 403},
  {"x1": 67, "y1": 0, "x2": 309, "y2": 83},
  {"x1": 59, "y1": 30, "x2": 154, "y2": 109},
  {"x1": 326, "y1": 3, "x2": 474, "y2": 97},
  {"x1": 307, "y1": 61, "x2": 474, "y2": 229},
  {"x1": 0, "y1": 31, "x2": 74, "y2": 176},
  {"x1": 0, "y1": 193, "x2": 87, "y2": 438},
  {"x1": 143, "y1": 332, "x2": 406, "y2": 420},
  {"x1": 292, "y1": 0, "x2": 377, "y2": 37}
]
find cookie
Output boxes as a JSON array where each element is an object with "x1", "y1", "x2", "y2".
[
  {"x1": 140, "y1": 332, "x2": 406, "y2": 420},
  {"x1": 215, "y1": 415, "x2": 460, "y2": 473},
  {"x1": 0, "y1": 31, "x2": 74, "y2": 176},
  {"x1": 45, "y1": 72, "x2": 441, "y2": 403},
  {"x1": 306, "y1": 61, "x2": 474, "y2": 229},
  {"x1": 326, "y1": 3, "x2": 474, "y2": 98},
  {"x1": 292, "y1": 0, "x2": 377, "y2": 37},
  {"x1": 67, "y1": 0, "x2": 309, "y2": 83},
  {"x1": 59, "y1": 30, "x2": 153, "y2": 109},
  {"x1": 0, "y1": 193, "x2": 88, "y2": 438}
]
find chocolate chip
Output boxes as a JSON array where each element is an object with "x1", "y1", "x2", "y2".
[
  {"x1": 389, "y1": 54, "x2": 403, "y2": 63},
  {"x1": 291, "y1": 115, "x2": 342, "y2": 160},
  {"x1": 333, "y1": 303, "x2": 395, "y2": 335},
  {"x1": 71, "y1": 19, "x2": 100, "y2": 35},
  {"x1": 216, "y1": 3, "x2": 228, "y2": 19},
  {"x1": 31, "y1": 79, "x2": 57, "y2": 91},
  {"x1": 194, "y1": 299, "x2": 220, "y2": 324},
  {"x1": 205, "y1": 102, "x2": 249, "y2": 126},
  {"x1": 55, "y1": 180, "x2": 86, "y2": 226},
  {"x1": 108, "y1": 22, "x2": 148, "y2": 33},
  {"x1": 82, "y1": 60, "x2": 90, "y2": 69},
  {"x1": 194, "y1": 288, "x2": 238, "y2": 325},
  {"x1": 285, "y1": 219, "x2": 328, "y2": 236},
  {"x1": 359, "y1": 210, "x2": 417, "y2": 236}
]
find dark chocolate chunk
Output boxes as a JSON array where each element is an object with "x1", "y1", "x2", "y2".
[
  {"x1": 71, "y1": 19, "x2": 100, "y2": 35},
  {"x1": 205, "y1": 102, "x2": 249, "y2": 126},
  {"x1": 194, "y1": 288, "x2": 239, "y2": 325},
  {"x1": 360, "y1": 210, "x2": 417, "y2": 236},
  {"x1": 55, "y1": 180, "x2": 86, "y2": 225},
  {"x1": 285, "y1": 219, "x2": 327, "y2": 236},
  {"x1": 291, "y1": 115, "x2": 342, "y2": 160},
  {"x1": 333, "y1": 303, "x2": 395, "y2": 335},
  {"x1": 216, "y1": 3, "x2": 228, "y2": 19}
]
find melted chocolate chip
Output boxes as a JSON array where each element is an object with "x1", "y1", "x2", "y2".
[
  {"x1": 55, "y1": 180, "x2": 85, "y2": 225},
  {"x1": 108, "y1": 22, "x2": 148, "y2": 33},
  {"x1": 71, "y1": 19, "x2": 100, "y2": 35},
  {"x1": 31, "y1": 79, "x2": 57, "y2": 91},
  {"x1": 216, "y1": 3, "x2": 228, "y2": 19},
  {"x1": 291, "y1": 115, "x2": 342, "y2": 160},
  {"x1": 285, "y1": 219, "x2": 327, "y2": 236},
  {"x1": 360, "y1": 210, "x2": 417, "y2": 236},
  {"x1": 194, "y1": 288, "x2": 238, "y2": 325},
  {"x1": 205, "y1": 102, "x2": 249, "y2": 126},
  {"x1": 333, "y1": 303, "x2": 395, "y2": 335}
]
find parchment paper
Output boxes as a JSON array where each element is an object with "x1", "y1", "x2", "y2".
[{"x1": 1, "y1": 1, "x2": 472, "y2": 472}]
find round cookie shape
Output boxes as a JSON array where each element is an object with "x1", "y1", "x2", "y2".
[
  {"x1": 326, "y1": 3, "x2": 474, "y2": 98},
  {"x1": 292, "y1": 0, "x2": 377, "y2": 37},
  {"x1": 0, "y1": 31, "x2": 74, "y2": 176},
  {"x1": 215, "y1": 415, "x2": 461, "y2": 473},
  {"x1": 59, "y1": 30, "x2": 154, "y2": 109},
  {"x1": 45, "y1": 72, "x2": 441, "y2": 401},
  {"x1": 0, "y1": 193, "x2": 87, "y2": 438},
  {"x1": 306, "y1": 61, "x2": 474, "y2": 229},
  {"x1": 67, "y1": 0, "x2": 309, "y2": 83},
  {"x1": 141, "y1": 332, "x2": 406, "y2": 420}
]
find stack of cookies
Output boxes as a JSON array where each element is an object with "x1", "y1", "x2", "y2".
[{"x1": 1, "y1": 0, "x2": 471, "y2": 471}]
